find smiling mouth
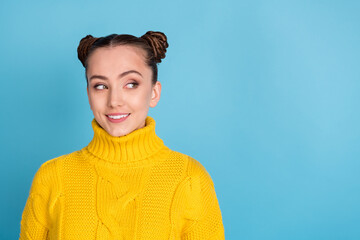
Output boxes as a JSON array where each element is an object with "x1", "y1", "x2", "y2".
[{"x1": 106, "y1": 113, "x2": 130, "y2": 119}]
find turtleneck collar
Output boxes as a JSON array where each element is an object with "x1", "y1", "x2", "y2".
[{"x1": 85, "y1": 116, "x2": 165, "y2": 164}]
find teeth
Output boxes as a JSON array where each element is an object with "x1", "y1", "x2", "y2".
[{"x1": 107, "y1": 114, "x2": 129, "y2": 119}]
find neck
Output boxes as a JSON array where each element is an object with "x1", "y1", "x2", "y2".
[{"x1": 85, "y1": 116, "x2": 165, "y2": 164}]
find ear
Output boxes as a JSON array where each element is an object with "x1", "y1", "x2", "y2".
[{"x1": 149, "y1": 81, "x2": 162, "y2": 108}]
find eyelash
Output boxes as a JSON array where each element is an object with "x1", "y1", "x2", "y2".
[
  {"x1": 94, "y1": 84, "x2": 107, "y2": 90},
  {"x1": 127, "y1": 82, "x2": 139, "y2": 89},
  {"x1": 94, "y1": 82, "x2": 139, "y2": 90}
]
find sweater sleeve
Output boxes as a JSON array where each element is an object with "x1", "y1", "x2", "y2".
[
  {"x1": 180, "y1": 157, "x2": 225, "y2": 240},
  {"x1": 19, "y1": 159, "x2": 60, "y2": 240}
]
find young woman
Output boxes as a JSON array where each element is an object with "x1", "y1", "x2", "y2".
[{"x1": 20, "y1": 31, "x2": 225, "y2": 239}]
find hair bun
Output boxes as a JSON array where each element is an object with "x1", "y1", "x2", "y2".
[
  {"x1": 141, "y1": 31, "x2": 169, "y2": 63},
  {"x1": 77, "y1": 35, "x2": 98, "y2": 67}
]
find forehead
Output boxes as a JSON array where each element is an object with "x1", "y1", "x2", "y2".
[{"x1": 86, "y1": 45, "x2": 150, "y2": 75}]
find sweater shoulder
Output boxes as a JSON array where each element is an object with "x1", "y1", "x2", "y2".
[
  {"x1": 32, "y1": 156, "x2": 60, "y2": 187},
  {"x1": 167, "y1": 150, "x2": 213, "y2": 184},
  {"x1": 38, "y1": 149, "x2": 83, "y2": 170},
  {"x1": 31, "y1": 151, "x2": 79, "y2": 191}
]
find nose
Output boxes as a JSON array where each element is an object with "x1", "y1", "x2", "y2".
[{"x1": 108, "y1": 88, "x2": 125, "y2": 107}]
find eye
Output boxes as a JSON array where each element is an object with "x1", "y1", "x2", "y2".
[
  {"x1": 94, "y1": 84, "x2": 107, "y2": 90},
  {"x1": 126, "y1": 82, "x2": 139, "y2": 89}
]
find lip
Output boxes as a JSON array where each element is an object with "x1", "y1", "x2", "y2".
[
  {"x1": 106, "y1": 113, "x2": 130, "y2": 123},
  {"x1": 107, "y1": 113, "x2": 129, "y2": 116}
]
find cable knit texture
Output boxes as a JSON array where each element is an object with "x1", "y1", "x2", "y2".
[{"x1": 19, "y1": 116, "x2": 225, "y2": 239}]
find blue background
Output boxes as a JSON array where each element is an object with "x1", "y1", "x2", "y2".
[{"x1": 1, "y1": 0, "x2": 359, "y2": 239}]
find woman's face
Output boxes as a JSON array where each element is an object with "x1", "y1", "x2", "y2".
[{"x1": 86, "y1": 45, "x2": 161, "y2": 137}]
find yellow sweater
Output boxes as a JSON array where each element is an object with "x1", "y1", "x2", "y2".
[{"x1": 20, "y1": 116, "x2": 225, "y2": 239}]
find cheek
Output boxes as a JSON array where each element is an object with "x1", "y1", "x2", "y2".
[
  {"x1": 130, "y1": 89, "x2": 152, "y2": 110},
  {"x1": 89, "y1": 92, "x2": 105, "y2": 111}
]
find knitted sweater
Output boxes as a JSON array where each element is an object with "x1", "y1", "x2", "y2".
[{"x1": 19, "y1": 116, "x2": 225, "y2": 239}]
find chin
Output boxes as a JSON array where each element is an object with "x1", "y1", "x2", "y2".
[{"x1": 109, "y1": 130, "x2": 129, "y2": 137}]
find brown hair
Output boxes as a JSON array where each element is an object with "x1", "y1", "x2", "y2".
[{"x1": 77, "y1": 31, "x2": 169, "y2": 86}]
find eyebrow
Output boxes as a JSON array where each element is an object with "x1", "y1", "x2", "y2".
[{"x1": 89, "y1": 70, "x2": 143, "y2": 81}]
